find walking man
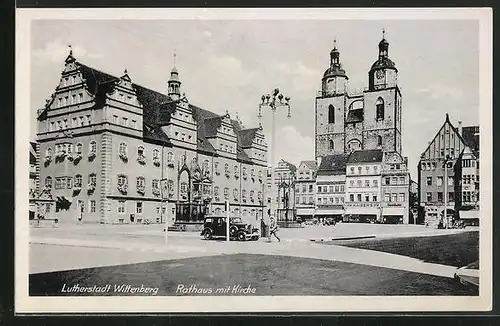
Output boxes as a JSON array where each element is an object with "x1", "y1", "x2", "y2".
[{"x1": 269, "y1": 215, "x2": 281, "y2": 243}]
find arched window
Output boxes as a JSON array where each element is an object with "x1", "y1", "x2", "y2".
[
  {"x1": 45, "y1": 176, "x2": 52, "y2": 188},
  {"x1": 89, "y1": 141, "x2": 97, "y2": 153},
  {"x1": 376, "y1": 97, "x2": 384, "y2": 120},
  {"x1": 377, "y1": 135, "x2": 383, "y2": 147},
  {"x1": 46, "y1": 148, "x2": 52, "y2": 158},
  {"x1": 329, "y1": 140, "x2": 334, "y2": 150},
  {"x1": 167, "y1": 152, "x2": 173, "y2": 162},
  {"x1": 328, "y1": 105, "x2": 335, "y2": 124}
]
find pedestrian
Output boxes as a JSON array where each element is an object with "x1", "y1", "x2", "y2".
[{"x1": 269, "y1": 216, "x2": 280, "y2": 242}]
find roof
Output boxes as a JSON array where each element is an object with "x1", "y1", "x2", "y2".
[
  {"x1": 323, "y1": 65, "x2": 348, "y2": 80},
  {"x1": 317, "y1": 154, "x2": 348, "y2": 175},
  {"x1": 29, "y1": 142, "x2": 37, "y2": 165},
  {"x1": 346, "y1": 109, "x2": 364, "y2": 123},
  {"x1": 370, "y1": 57, "x2": 397, "y2": 72},
  {"x1": 239, "y1": 128, "x2": 259, "y2": 148},
  {"x1": 347, "y1": 149, "x2": 383, "y2": 164},
  {"x1": 43, "y1": 60, "x2": 264, "y2": 160},
  {"x1": 300, "y1": 160, "x2": 318, "y2": 171},
  {"x1": 461, "y1": 126, "x2": 479, "y2": 155}
]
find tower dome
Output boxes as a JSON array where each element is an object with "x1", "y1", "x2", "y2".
[
  {"x1": 167, "y1": 54, "x2": 181, "y2": 100},
  {"x1": 322, "y1": 40, "x2": 348, "y2": 81},
  {"x1": 370, "y1": 31, "x2": 397, "y2": 73}
]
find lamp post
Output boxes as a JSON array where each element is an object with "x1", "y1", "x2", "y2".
[
  {"x1": 442, "y1": 155, "x2": 452, "y2": 229},
  {"x1": 259, "y1": 88, "x2": 291, "y2": 242}
]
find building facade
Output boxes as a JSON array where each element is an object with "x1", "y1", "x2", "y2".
[
  {"x1": 314, "y1": 154, "x2": 347, "y2": 221},
  {"x1": 266, "y1": 159, "x2": 297, "y2": 222},
  {"x1": 35, "y1": 50, "x2": 268, "y2": 225},
  {"x1": 418, "y1": 114, "x2": 479, "y2": 227},
  {"x1": 344, "y1": 150, "x2": 382, "y2": 222},
  {"x1": 294, "y1": 160, "x2": 317, "y2": 220}
]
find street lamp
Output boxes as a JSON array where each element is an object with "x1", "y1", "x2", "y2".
[
  {"x1": 259, "y1": 88, "x2": 291, "y2": 242},
  {"x1": 442, "y1": 154, "x2": 452, "y2": 229}
]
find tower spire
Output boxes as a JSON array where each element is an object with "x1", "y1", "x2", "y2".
[
  {"x1": 168, "y1": 50, "x2": 181, "y2": 101},
  {"x1": 382, "y1": 28, "x2": 385, "y2": 39},
  {"x1": 68, "y1": 44, "x2": 73, "y2": 56}
]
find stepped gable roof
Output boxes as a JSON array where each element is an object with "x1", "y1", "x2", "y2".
[
  {"x1": 346, "y1": 109, "x2": 364, "y2": 123},
  {"x1": 347, "y1": 149, "x2": 383, "y2": 163},
  {"x1": 317, "y1": 154, "x2": 348, "y2": 175},
  {"x1": 29, "y1": 142, "x2": 37, "y2": 165},
  {"x1": 461, "y1": 126, "x2": 480, "y2": 155},
  {"x1": 278, "y1": 159, "x2": 297, "y2": 173},
  {"x1": 301, "y1": 160, "x2": 318, "y2": 171}
]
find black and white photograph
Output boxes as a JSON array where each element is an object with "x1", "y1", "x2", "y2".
[{"x1": 16, "y1": 8, "x2": 492, "y2": 313}]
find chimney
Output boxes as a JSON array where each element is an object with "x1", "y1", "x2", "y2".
[{"x1": 458, "y1": 121, "x2": 463, "y2": 136}]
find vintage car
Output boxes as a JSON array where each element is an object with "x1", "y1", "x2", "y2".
[{"x1": 201, "y1": 215, "x2": 260, "y2": 241}]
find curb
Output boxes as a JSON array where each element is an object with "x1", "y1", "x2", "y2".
[
  {"x1": 310, "y1": 235, "x2": 376, "y2": 242},
  {"x1": 454, "y1": 267, "x2": 479, "y2": 287}
]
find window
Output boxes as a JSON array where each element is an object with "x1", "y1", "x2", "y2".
[
  {"x1": 318, "y1": 198, "x2": 322, "y2": 204},
  {"x1": 233, "y1": 189, "x2": 239, "y2": 199},
  {"x1": 44, "y1": 176, "x2": 52, "y2": 188},
  {"x1": 385, "y1": 193, "x2": 390, "y2": 202},
  {"x1": 88, "y1": 173, "x2": 97, "y2": 185},
  {"x1": 376, "y1": 97, "x2": 384, "y2": 120},
  {"x1": 79, "y1": 116, "x2": 84, "y2": 127},
  {"x1": 302, "y1": 185, "x2": 307, "y2": 193},
  {"x1": 373, "y1": 165, "x2": 378, "y2": 173},
  {"x1": 137, "y1": 146, "x2": 144, "y2": 157},
  {"x1": 135, "y1": 201, "x2": 143, "y2": 214},
  {"x1": 357, "y1": 194, "x2": 362, "y2": 202},
  {"x1": 448, "y1": 176, "x2": 453, "y2": 186},
  {"x1": 365, "y1": 195, "x2": 370, "y2": 202},
  {"x1": 358, "y1": 166, "x2": 362, "y2": 174},
  {"x1": 122, "y1": 117, "x2": 128, "y2": 126},
  {"x1": 437, "y1": 192, "x2": 443, "y2": 202},
  {"x1": 76, "y1": 143, "x2": 82, "y2": 154},
  {"x1": 350, "y1": 167, "x2": 355, "y2": 174},
  {"x1": 377, "y1": 135, "x2": 383, "y2": 147},
  {"x1": 89, "y1": 200, "x2": 96, "y2": 213},
  {"x1": 87, "y1": 115, "x2": 91, "y2": 125},
  {"x1": 119, "y1": 142, "x2": 127, "y2": 154},
  {"x1": 399, "y1": 176, "x2": 405, "y2": 184},
  {"x1": 399, "y1": 193, "x2": 405, "y2": 202},
  {"x1": 224, "y1": 187, "x2": 229, "y2": 199},
  {"x1": 152, "y1": 179, "x2": 159, "y2": 189},
  {"x1": 136, "y1": 177, "x2": 145, "y2": 189},
  {"x1": 72, "y1": 94, "x2": 76, "y2": 104},
  {"x1": 214, "y1": 186, "x2": 220, "y2": 197},
  {"x1": 74, "y1": 174, "x2": 82, "y2": 187},
  {"x1": 391, "y1": 193, "x2": 397, "y2": 202},
  {"x1": 448, "y1": 192, "x2": 454, "y2": 201},
  {"x1": 79, "y1": 93, "x2": 83, "y2": 102},
  {"x1": 350, "y1": 194, "x2": 354, "y2": 202},
  {"x1": 118, "y1": 175, "x2": 128, "y2": 186},
  {"x1": 385, "y1": 177, "x2": 390, "y2": 185},
  {"x1": 118, "y1": 200, "x2": 126, "y2": 214},
  {"x1": 317, "y1": 186, "x2": 322, "y2": 193},
  {"x1": 349, "y1": 180, "x2": 354, "y2": 187},
  {"x1": 373, "y1": 180, "x2": 378, "y2": 187},
  {"x1": 328, "y1": 105, "x2": 335, "y2": 124},
  {"x1": 357, "y1": 180, "x2": 362, "y2": 187},
  {"x1": 328, "y1": 186, "x2": 333, "y2": 193},
  {"x1": 309, "y1": 185, "x2": 313, "y2": 192},
  {"x1": 372, "y1": 195, "x2": 377, "y2": 202},
  {"x1": 426, "y1": 192, "x2": 432, "y2": 202},
  {"x1": 89, "y1": 141, "x2": 97, "y2": 153},
  {"x1": 329, "y1": 140, "x2": 334, "y2": 150},
  {"x1": 426, "y1": 177, "x2": 432, "y2": 186},
  {"x1": 66, "y1": 177, "x2": 72, "y2": 189},
  {"x1": 45, "y1": 147, "x2": 52, "y2": 158},
  {"x1": 364, "y1": 180, "x2": 370, "y2": 188},
  {"x1": 113, "y1": 115, "x2": 118, "y2": 124},
  {"x1": 437, "y1": 177, "x2": 443, "y2": 186}
]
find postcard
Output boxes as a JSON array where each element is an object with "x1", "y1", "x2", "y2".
[{"x1": 15, "y1": 8, "x2": 492, "y2": 313}]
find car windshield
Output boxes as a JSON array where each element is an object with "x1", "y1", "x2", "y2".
[{"x1": 231, "y1": 217, "x2": 243, "y2": 223}]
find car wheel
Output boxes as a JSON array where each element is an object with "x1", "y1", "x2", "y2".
[
  {"x1": 237, "y1": 231, "x2": 246, "y2": 241},
  {"x1": 203, "y1": 230, "x2": 212, "y2": 240},
  {"x1": 252, "y1": 236, "x2": 259, "y2": 241}
]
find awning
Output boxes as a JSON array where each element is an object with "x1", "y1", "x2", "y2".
[
  {"x1": 315, "y1": 209, "x2": 344, "y2": 216},
  {"x1": 344, "y1": 207, "x2": 378, "y2": 215},
  {"x1": 381, "y1": 207, "x2": 405, "y2": 216},
  {"x1": 460, "y1": 210, "x2": 479, "y2": 219},
  {"x1": 296, "y1": 208, "x2": 315, "y2": 215}
]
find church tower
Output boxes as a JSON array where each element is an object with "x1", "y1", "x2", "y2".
[
  {"x1": 315, "y1": 40, "x2": 349, "y2": 159},
  {"x1": 363, "y1": 31, "x2": 402, "y2": 154},
  {"x1": 167, "y1": 53, "x2": 181, "y2": 101}
]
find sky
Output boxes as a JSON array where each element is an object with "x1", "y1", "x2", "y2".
[{"x1": 29, "y1": 19, "x2": 479, "y2": 178}]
